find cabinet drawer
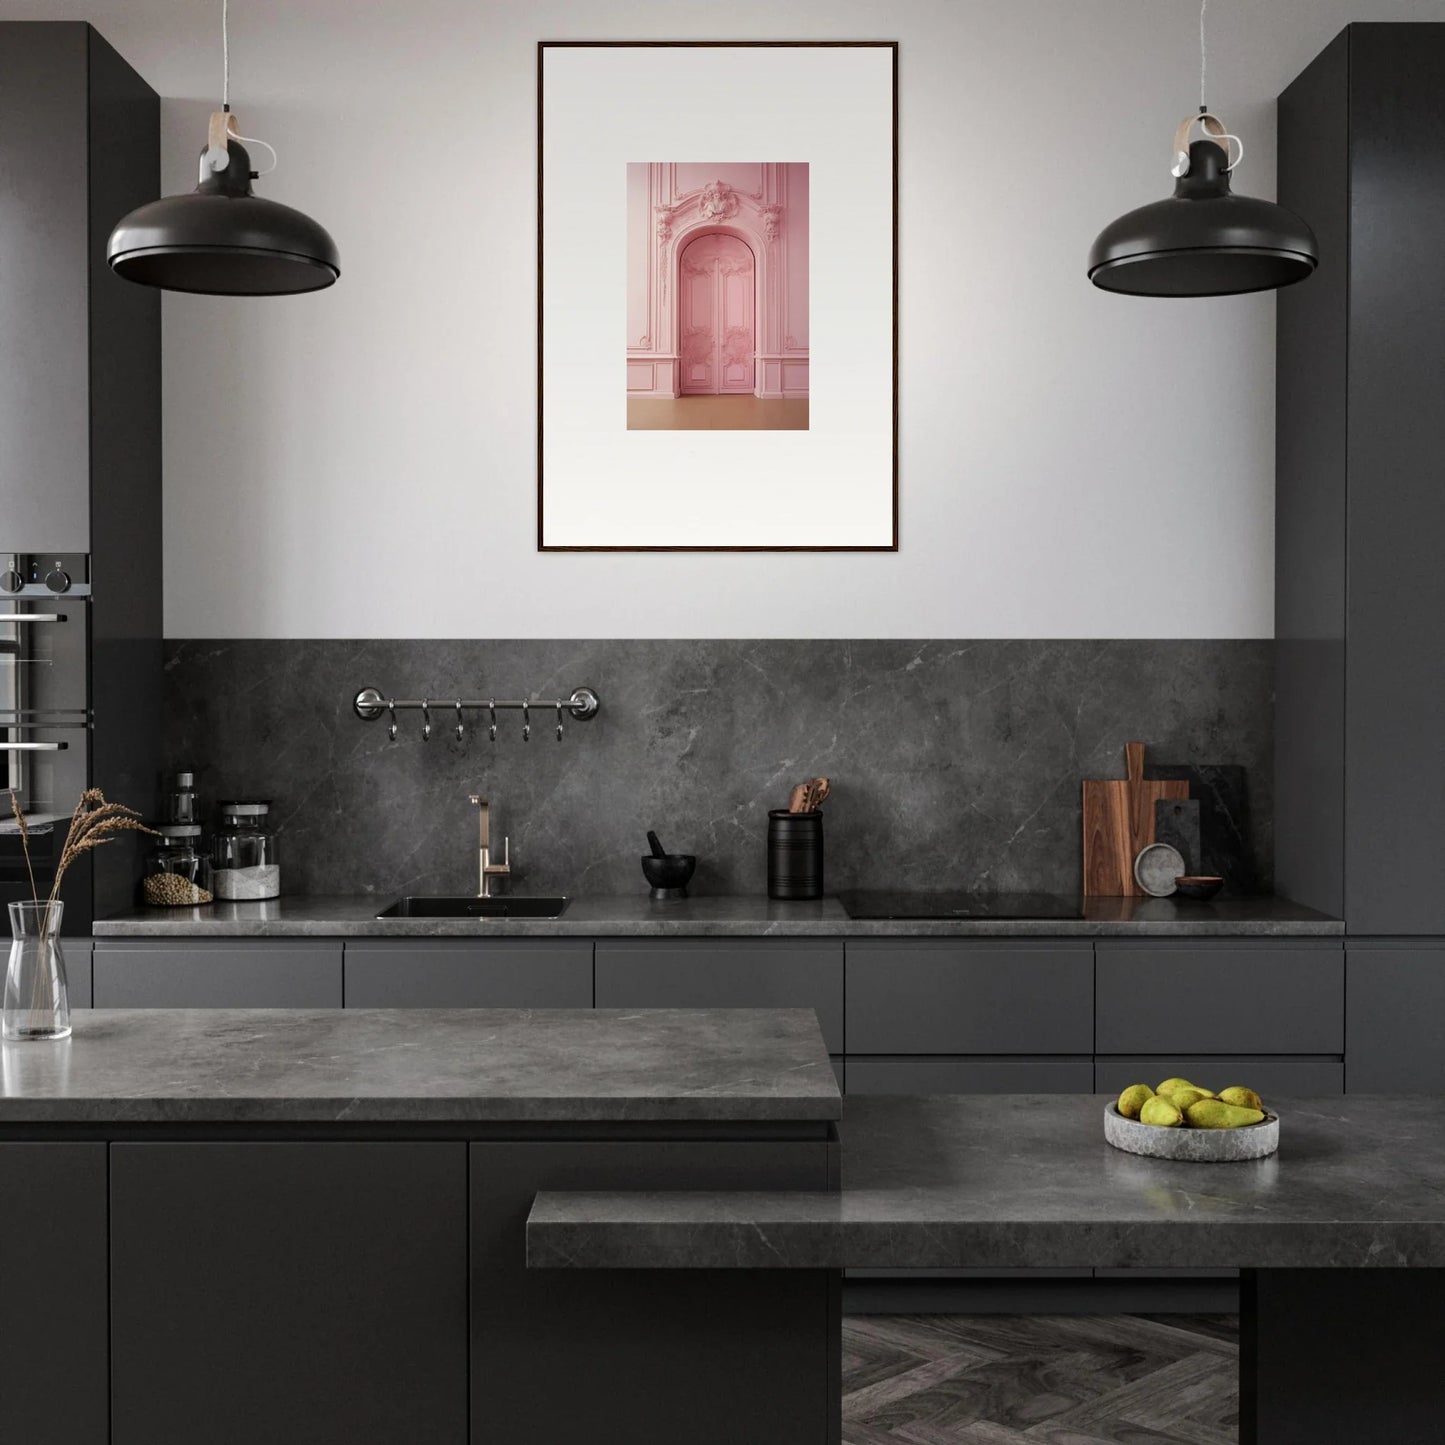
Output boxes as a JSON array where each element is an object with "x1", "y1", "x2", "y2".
[
  {"x1": 1346, "y1": 945, "x2": 1445, "y2": 1092},
  {"x1": 63, "y1": 940, "x2": 92, "y2": 1008},
  {"x1": 344, "y1": 941, "x2": 592, "y2": 1009},
  {"x1": 1095, "y1": 942, "x2": 1343, "y2": 1054},
  {"x1": 93, "y1": 941, "x2": 342, "y2": 1008},
  {"x1": 845, "y1": 1058, "x2": 1094, "y2": 1095},
  {"x1": 846, "y1": 942, "x2": 1092, "y2": 1055},
  {"x1": 1094, "y1": 1056, "x2": 1344, "y2": 1097},
  {"x1": 594, "y1": 941, "x2": 843, "y2": 1053}
]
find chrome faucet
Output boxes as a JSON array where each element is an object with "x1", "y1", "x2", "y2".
[{"x1": 467, "y1": 794, "x2": 511, "y2": 897}]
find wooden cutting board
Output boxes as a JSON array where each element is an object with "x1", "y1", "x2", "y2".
[{"x1": 1082, "y1": 742, "x2": 1189, "y2": 896}]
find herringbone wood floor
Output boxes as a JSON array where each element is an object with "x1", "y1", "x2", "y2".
[{"x1": 842, "y1": 1313, "x2": 1239, "y2": 1445}]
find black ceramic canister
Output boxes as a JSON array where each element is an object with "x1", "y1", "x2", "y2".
[{"x1": 768, "y1": 809, "x2": 824, "y2": 900}]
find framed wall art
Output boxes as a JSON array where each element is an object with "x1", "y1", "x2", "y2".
[{"x1": 538, "y1": 41, "x2": 898, "y2": 551}]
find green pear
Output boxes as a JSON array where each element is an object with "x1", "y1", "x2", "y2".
[
  {"x1": 1185, "y1": 1099, "x2": 1266, "y2": 1129},
  {"x1": 1140, "y1": 1096, "x2": 1185, "y2": 1127},
  {"x1": 1161, "y1": 1086, "x2": 1212, "y2": 1111},
  {"x1": 1156, "y1": 1077, "x2": 1197, "y2": 1096},
  {"x1": 1117, "y1": 1084, "x2": 1154, "y2": 1119},
  {"x1": 1218, "y1": 1086, "x2": 1265, "y2": 1112}
]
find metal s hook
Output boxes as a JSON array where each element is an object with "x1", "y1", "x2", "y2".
[
  {"x1": 387, "y1": 698, "x2": 398, "y2": 743},
  {"x1": 455, "y1": 700, "x2": 465, "y2": 742},
  {"x1": 488, "y1": 700, "x2": 497, "y2": 744},
  {"x1": 556, "y1": 702, "x2": 564, "y2": 743},
  {"x1": 521, "y1": 701, "x2": 531, "y2": 743},
  {"x1": 420, "y1": 699, "x2": 432, "y2": 742}
]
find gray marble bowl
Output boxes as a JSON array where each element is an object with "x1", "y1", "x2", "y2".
[{"x1": 1104, "y1": 1102, "x2": 1280, "y2": 1161}]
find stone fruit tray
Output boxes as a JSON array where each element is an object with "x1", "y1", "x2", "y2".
[{"x1": 1104, "y1": 1103, "x2": 1280, "y2": 1162}]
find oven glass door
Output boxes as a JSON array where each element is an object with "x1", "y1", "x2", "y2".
[{"x1": 0, "y1": 599, "x2": 90, "y2": 916}]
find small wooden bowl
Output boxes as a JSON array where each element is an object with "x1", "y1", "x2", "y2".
[{"x1": 1173, "y1": 875, "x2": 1224, "y2": 901}]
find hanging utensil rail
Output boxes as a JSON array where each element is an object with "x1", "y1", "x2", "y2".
[{"x1": 352, "y1": 685, "x2": 600, "y2": 743}]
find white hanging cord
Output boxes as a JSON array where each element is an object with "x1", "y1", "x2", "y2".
[
  {"x1": 230, "y1": 129, "x2": 277, "y2": 175},
  {"x1": 204, "y1": 0, "x2": 278, "y2": 177},
  {"x1": 1199, "y1": 0, "x2": 1207, "y2": 112}
]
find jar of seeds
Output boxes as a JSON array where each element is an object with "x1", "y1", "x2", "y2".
[{"x1": 143, "y1": 825, "x2": 214, "y2": 906}]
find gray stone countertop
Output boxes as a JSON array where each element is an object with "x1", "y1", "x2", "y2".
[
  {"x1": 528, "y1": 1093, "x2": 1445, "y2": 1270},
  {"x1": 0, "y1": 1008, "x2": 840, "y2": 1124},
  {"x1": 92, "y1": 893, "x2": 1343, "y2": 938}
]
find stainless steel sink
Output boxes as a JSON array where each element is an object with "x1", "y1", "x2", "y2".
[{"x1": 375, "y1": 896, "x2": 570, "y2": 919}]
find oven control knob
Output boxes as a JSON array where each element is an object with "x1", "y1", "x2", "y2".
[
  {"x1": 0, "y1": 569, "x2": 21, "y2": 594},
  {"x1": 44, "y1": 568, "x2": 71, "y2": 595}
]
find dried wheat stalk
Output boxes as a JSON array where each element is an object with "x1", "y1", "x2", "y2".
[{"x1": 7, "y1": 788, "x2": 157, "y2": 947}]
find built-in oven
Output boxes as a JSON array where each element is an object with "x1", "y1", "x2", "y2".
[{"x1": 0, "y1": 554, "x2": 92, "y2": 927}]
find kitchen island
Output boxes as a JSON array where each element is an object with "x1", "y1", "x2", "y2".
[
  {"x1": 0, "y1": 1007, "x2": 841, "y2": 1445},
  {"x1": 533, "y1": 1093, "x2": 1445, "y2": 1445}
]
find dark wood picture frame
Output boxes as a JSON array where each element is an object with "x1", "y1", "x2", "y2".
[{"x1": 537, "y1": 40, "x2": 899, "y2": 552}]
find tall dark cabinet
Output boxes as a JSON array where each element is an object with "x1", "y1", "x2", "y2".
[
  {"x1": 1277, "y1": 24, "x2": 1445, "y2": 1089},
  {"x1": 0, "y1": 23, "x2": 161, "y2": 930}
]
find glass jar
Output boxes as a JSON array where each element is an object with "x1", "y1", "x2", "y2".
[
  {"x1": 211, "y1": 801, "x2": 281, "y2": 901},
  {"x1": 160, "y1": 770, "x2": 199, "y2": 825},
  {"x1": 143, "y1": 825, "x2": 213, "y2": 907}
]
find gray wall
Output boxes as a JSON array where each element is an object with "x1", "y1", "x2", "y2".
[
  {"x1": 6, "y1": 0, "x2": 1439, "y2": 638},
  {"x1": 162, "y1": 640, "x2": 1272, "y2": 899}
]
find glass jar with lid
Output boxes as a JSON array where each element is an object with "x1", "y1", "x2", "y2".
[
  {"x1": 142, "y1": 825, "x2": 213, "y2": 907},
  {"x1": 159, "y1": 770, "x2": 199, "y2": 825},
  {"x1": 211, "y1": 800, "x2": 281, "y2": 901}
]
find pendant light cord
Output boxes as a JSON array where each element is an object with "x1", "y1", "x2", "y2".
[
  {"x1": 222, "y1": 0, "x2": 230, "y2": 110},
  {"x1": 1199, "y1": 0, "x2": 1207, "y2": 111}
]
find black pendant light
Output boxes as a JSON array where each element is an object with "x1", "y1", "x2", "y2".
[
  {"x1": 1088, "y1": 1, "x2": 1316, "y2": 297},
  {"x1": 107, "y1": 1, "x2": 338, "y2": 296}
]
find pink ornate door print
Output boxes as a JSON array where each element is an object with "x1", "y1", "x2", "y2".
[{"x1": 678, "y1": 234, "x2": 755, "y2": 394}]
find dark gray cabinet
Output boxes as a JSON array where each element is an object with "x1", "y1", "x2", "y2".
[
  {"x1": 470, "y1": 1139, "x2": 834, "y2": 1445},
  {"x1": 1095, "y1": 942, "x2": 1343, "y2": 1055},
  {"x1": 110, "y1": 1142, "x2": 468, "y2": 1445},
  {"x1": 0, "y1": 23, "x2": 161, "y2": 929},
  {"x1": 1277, "y1": 24, "x2": 1445, "y2": 936},
  {"x1": 0, "y1": 1143, "x2": 108, "y2": 1444},
  {"x1": 846, "y1": 941, "x2": 1093, "y2": 1055},
  {"x1": 1095, "y1": 1056, "x2": 1344, "y2": 1097},
  {"x1": 595, "y1": 939, "x2": 844, "y2": 1053},
  {"x1": 93, "y1": 940, "x2": 343, "y2": 1007},
  {"x1": 0, "y1": 22, "x2": 157, "y2": 550},
  {"x1": 65, "y1": 939, "x2": 92, "y2": 1008},
  {"x1": 846, "y1": 1058, "x2": 1093, "y2": 1094},
  {"x1": 344, "y1": 939, "x2": 592, "y2": 1008},
  {"x1": 1346, "y1": 945, "x2": 1445, "y2": 1092}
]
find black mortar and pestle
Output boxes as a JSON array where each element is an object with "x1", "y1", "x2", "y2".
[{"x1": 642, "y1": 830, "x2": 696, "y2": 900}]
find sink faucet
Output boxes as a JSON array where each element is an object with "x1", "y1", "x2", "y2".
[{"x1": 467, "y1": 795, "x2": 511, "y2": 897}]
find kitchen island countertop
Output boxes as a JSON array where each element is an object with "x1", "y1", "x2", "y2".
[
  {"x1": 529, "y1": 1092, "x2": 1445, "y2": 1270},
  {"x1": 0, "y1": 1007, "x2": 840, "y2": 1125}
]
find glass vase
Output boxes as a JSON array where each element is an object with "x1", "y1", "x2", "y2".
[{"x1": 4, "y1": 901, "x2": 71, "y2": 1042}]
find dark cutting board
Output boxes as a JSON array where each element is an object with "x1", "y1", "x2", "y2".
[
  {"x1": 1146, "y1": 763, "x2": 1260, "y2": 894},
  {"x1": 1154, "y1": 797, "x2": 1202, "y2": 877}
]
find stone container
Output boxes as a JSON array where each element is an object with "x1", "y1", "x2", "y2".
[{"x1": 1104, "y1": 1102, "x2": 1280, "y2": 1161}]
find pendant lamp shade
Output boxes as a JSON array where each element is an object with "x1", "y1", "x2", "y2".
[
  {"x1": 1089, "y1": 138, "x2": 1316, "y2": 297},
  {"x1": 108, "y1": 137, "x2": 339, "y2": 296}
]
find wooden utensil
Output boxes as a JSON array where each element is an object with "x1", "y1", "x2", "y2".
[
  {"x1": 1082, "y1": 742, "x2": 1189, "y2": 896},
  {"x1": 787, "y1": 783, "x2": 809, "y2": 813}
]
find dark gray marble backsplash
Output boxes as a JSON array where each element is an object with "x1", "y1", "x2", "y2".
[{"x1": 161, "y1": 641, "x2": 1273, "y2": 900}]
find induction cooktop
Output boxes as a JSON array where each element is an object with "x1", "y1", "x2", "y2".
[{"x1": 838, "y1": 891, "x2": 1085, "y2": 921}]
